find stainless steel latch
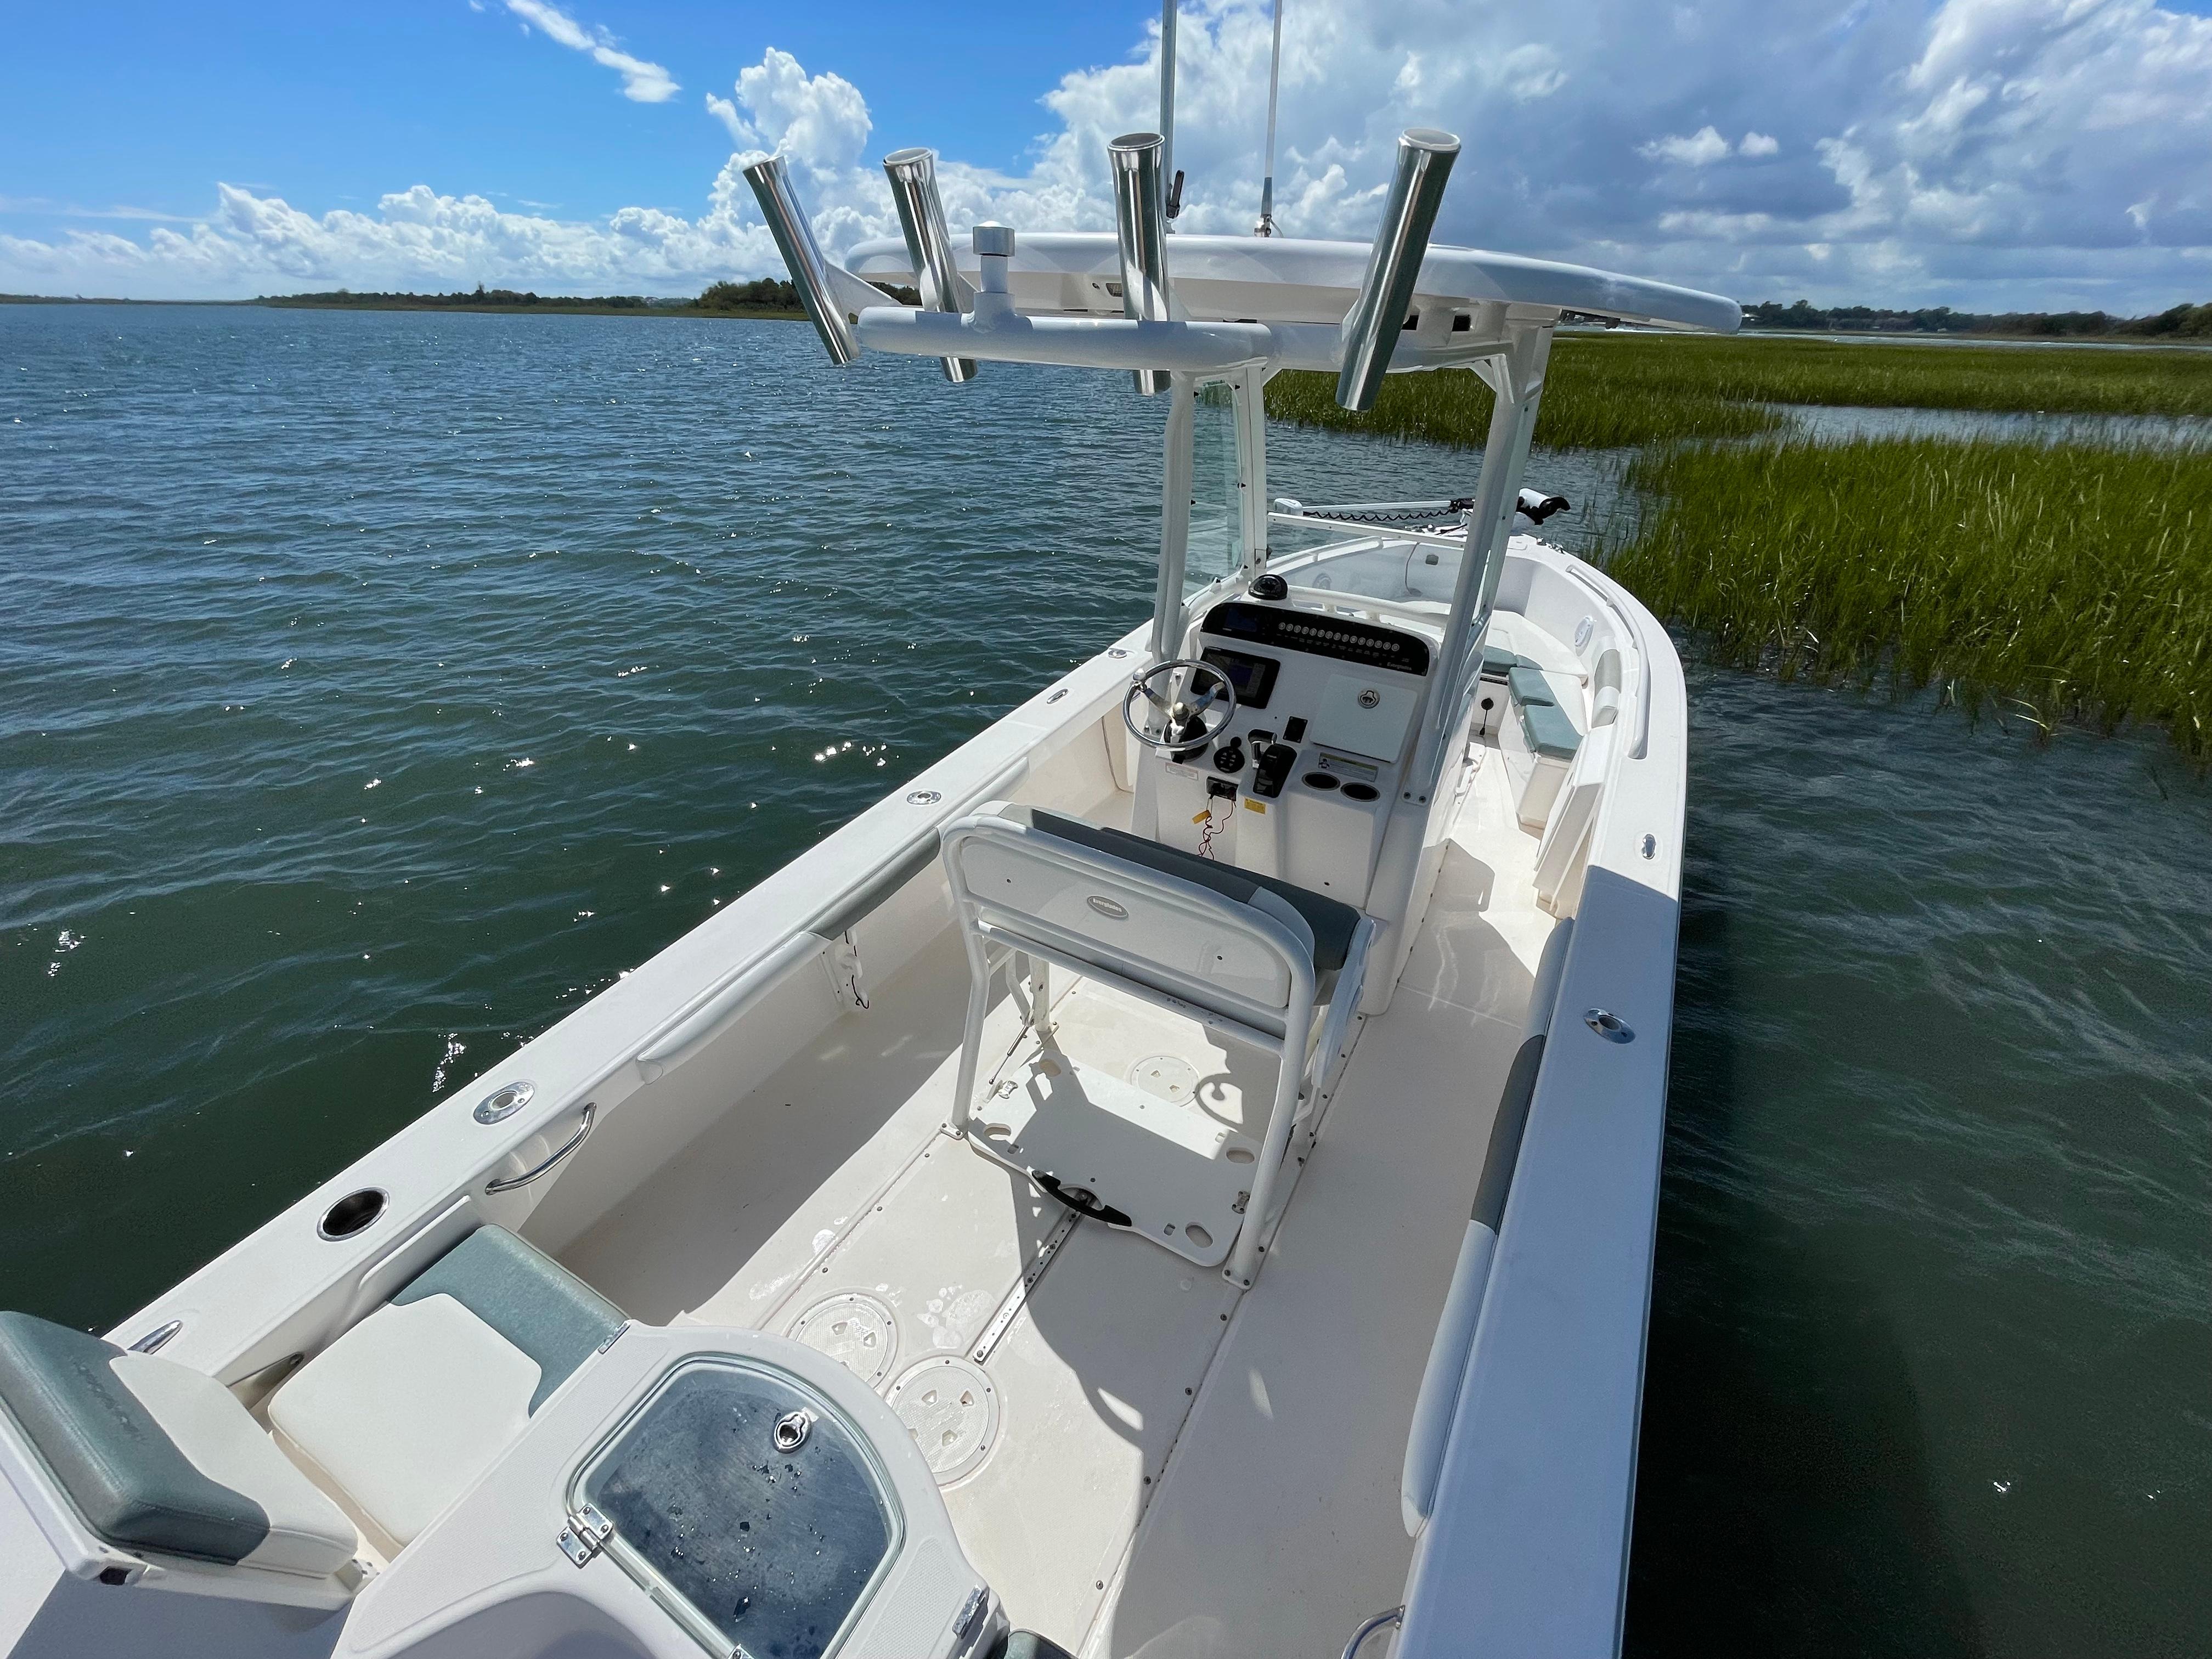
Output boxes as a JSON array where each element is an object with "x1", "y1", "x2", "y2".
[{"x1": 557, "y1": 1503, "x2": 614, "y2": 1566}]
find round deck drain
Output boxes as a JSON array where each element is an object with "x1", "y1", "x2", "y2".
[
  {"x1": 1128, "y1": 1054, "x2": 1199, "y2": 1105},
  {"x1": 888, "y1": 1357, "x2": 999, "y2": 1485},
  {"x1": 787, "y1": 1292, "x2": 899, "y2": 1388}
]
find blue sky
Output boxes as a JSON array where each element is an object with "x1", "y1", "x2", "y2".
[
  {"x1": 0, "y1": 4, "x2": 1150, "y2": 234},
  {"x1": 4, "y1": 0, "x2": 2209, "y2": 311}
]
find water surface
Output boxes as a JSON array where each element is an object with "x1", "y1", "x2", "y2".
[{"x1": 2, "y1": 303, "x2": 2204, "y2": 1655}]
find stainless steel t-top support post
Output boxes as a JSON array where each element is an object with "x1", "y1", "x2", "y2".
[
  {"x1": 1109, "y1": 131, "x2": 1176, "y2": 396},
  {"x1": 743, "y1": 154, "x2": 860, "y2": 366},
  {"x1": 882, "y1": 146, "x2": 978, "y2": 385},
  {"x1": 1335, "y1": 128, "x2": 1460, "y2": 411}
]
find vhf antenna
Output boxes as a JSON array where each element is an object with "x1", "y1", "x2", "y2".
[
  {"x1": 1159, "y1": 2, "x2": 1184, "y2": 228},
  {"x1": 1256, "y1": 0, "x2": 1284, "y2": 235}
]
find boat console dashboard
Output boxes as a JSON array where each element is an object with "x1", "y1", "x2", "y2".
[{"x1": 1148, "y1": 597, "x2": 1437, "y2": 907}]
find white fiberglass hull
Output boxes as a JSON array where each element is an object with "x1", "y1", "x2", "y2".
[{"x1": 4, "y1": 536, "x2": 1685, "y2": 1659}]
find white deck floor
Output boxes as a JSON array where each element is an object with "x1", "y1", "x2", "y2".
[{"x1": 557, "y1": 743, "x2": 1555, "y2": 1656}]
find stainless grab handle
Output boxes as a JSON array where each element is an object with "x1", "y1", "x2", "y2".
[
  {"x1": 1341, "y1": 1606, "x2": 1404, "y2": 1659},
  {"x1": 485, "y1": 1101, "x2": 596, "y2": 1194}
]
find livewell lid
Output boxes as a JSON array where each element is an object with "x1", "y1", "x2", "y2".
[{"x1": 575, "y1": 1356, "x2": 903, "y2": 1659}]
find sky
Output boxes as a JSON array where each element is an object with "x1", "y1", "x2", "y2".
[{"x1": 2, "y1": 0, "x2": 2208, "y2": 312}]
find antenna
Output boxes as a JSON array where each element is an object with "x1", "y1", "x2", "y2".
[
  {"x1": 1159, "y1": 2, "x2": 1181, "y2": 228},
  {"x1": 1257, "y1": 0, "x2": 1284, "y2": 235}
]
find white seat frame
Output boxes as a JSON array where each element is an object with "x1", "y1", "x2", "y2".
[{"x1": 940, "y1": 806, "x2": 1375, "y2": 1286}]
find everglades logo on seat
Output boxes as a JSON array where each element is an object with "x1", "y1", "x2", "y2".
[
  {"x1": 1087, "y1": 895, "x2": 1130, "y2": 920},
  {"x1": 1357, "y1": 687, "x2": 1382, "y2": 710}
]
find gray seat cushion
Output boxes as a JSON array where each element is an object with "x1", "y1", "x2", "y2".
[
  {"x1": 1027, "y1": 809, "x2": 1361, "y2": 974},
  {"x1": 1506, "y1": 663, "x2": 1557, "y2": 707},
  {"x1": 0, "y1": 1312, "x2": 275, "y2": 1566},
  {"x1": 395, "y1": 1227, "x2": 623, "y2": 1413},
  {"x1": 1479, "y1": 644, "x2": 1528, "y2": 681},
  {"x1": 1517, "y1": 696, "x2": 1583, "y2": 761}
]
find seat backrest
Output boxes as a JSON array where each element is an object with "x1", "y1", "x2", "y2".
[
  {"x1": 942, "y1": 805, "x2": 1317, "y2": 1030},
  {"x1": 0, "y1": 1312, "x2": 357, "y2": 1578}
]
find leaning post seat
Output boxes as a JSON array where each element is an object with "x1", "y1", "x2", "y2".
[
  {"x1": 267, "y1": 1224, "x2": 623, "y2": 1557},
  {"x1": 939, "y1": 802, "x2": 1375, "y2": 1286},
  {"x1": 0, "y1": 1311, "x2": 358, "y2": 1579}
]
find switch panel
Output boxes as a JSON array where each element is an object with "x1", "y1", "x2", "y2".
[{"x1": 1309, "y1": 673, "x2": 1419, "y2": 761}]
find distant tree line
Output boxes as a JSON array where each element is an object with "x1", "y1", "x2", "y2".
[
  {"x1": 263, "y1": 285, "x2": 693, "y2": 310},
  {"x1": 1743, "y1": 298, "x2": 2212, "y2": 339},
  {"x1": 258, "y1": 280, "x2": 810, "y2": 313},
  {"x1": 698, "y1": 278, "x2": 802, "y2": 311}
]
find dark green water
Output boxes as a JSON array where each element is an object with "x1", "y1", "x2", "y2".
[{"x1": 3, "y1": 304, "x2": 2205, "y2": 1654}]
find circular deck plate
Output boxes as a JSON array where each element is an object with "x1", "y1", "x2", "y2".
[
  {"x1": 1128, "y1": 1053, "x2": 1199, "y2": 1105},
  {"x1": 887, "y1": 1357, "x2": 1000, "y2": 1485},
  {"x1": 786, "y1": 1292, "x2": 899, "y2": 1389}
]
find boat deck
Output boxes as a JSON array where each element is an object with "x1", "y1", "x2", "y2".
[{"x1": 555, "y1": 746, "x2": 1554, "y2": 1656}]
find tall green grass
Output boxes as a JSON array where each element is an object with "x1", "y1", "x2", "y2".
[
  {"x1": 1264, "y1": 341, "x2": 1782, "y2": 452},
  {"x1": 1604, "y1": 437, "x2": 2212, "y2": 759},
  {"x1": 1583, "y1": 334, "x2": 2212, "y2": 418},
  {"x1": 1265, "y1": 333, "x2": 2212, "y2": 452}
]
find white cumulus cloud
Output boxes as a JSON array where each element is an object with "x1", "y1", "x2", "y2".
[
  {"x1": 4, "y1": 0, "x2": 2209, "y2": 312},
  {"x1": 1641, "y1": 126, "x2": 1736, "y2": 166},
  {"x1": 505, "y1": 0, "x2": 677, "y2": 103}
]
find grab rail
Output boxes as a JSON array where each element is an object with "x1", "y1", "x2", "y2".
[
  {"x1": 634, "y1": 933, "x2": 830, "y2": 1083},
  {"x1": 484, "y1": 1101, "x2": 596, "y2": 1193},
  {"x1": 1342, "y1": 1606, "x2": 1404, "y2": 1659},
  {"x1": 1282, "y1": 584, "x2": 1449, "y2": 630}
]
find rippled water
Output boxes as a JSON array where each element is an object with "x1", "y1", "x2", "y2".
[
  {"x1": 3, "y1": 304, "x2": 2205, "y2": 1653},
  {"x1": 1775, "y1": 402, "x2": 2212, "y2": 448}
]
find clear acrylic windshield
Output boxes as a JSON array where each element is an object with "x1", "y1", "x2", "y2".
[{"x1": 1184, "y1": 379, "x2": 1246, "y2": 600}]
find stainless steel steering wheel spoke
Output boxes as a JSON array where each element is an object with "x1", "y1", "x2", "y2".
[{"x1": 1121, "y1": 658, "x2": 1240, "y2": 755}]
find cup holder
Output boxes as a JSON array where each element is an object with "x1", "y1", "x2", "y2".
[
  {"x1": 318, "y1": 1188, "x2": 387, "y2": 1242},
  {"x1": 1301, "y1": 771, "x2": 1341, "y2": 792},
  {"x1": 1340, "y1": 782, "x2": 1380, "y2": 803}
]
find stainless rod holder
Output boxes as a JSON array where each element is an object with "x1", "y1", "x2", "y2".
[
  {"x1": 743, "y1": 154, "x2": 860, "y2": 367},
  {"x1": 883, "y1": 146, "x2": 977, "y2": 385},
  {"x1": 1109, "y1": 131, "x2": 1176, "y2": 396},
  {"x1": 1335, "y1": 128, "x2": 1460, "y2": 411}
]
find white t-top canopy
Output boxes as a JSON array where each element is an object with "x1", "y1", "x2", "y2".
[{"x1": 845, "y1": 232, "x2": 1740, "y2": 335}]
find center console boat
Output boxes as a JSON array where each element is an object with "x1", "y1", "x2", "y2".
[{"x1": 0, "y1": 126, "x2": 1734, "y2": 1659}]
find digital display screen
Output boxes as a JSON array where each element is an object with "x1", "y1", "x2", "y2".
[
  {"x1": 1201, "y1": 601, "x2": 1431, "y2": 678},
  {"x1": 1200, "y1": 647, "x2": 1279, "y2": 710}
]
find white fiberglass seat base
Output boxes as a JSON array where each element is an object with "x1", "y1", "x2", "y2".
[{"x1": 939, "y1": 803, "x2": 1375, "y2": 1283}]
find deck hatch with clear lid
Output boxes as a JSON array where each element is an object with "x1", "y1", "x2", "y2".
[{"x1": 574, "y1": 1357, "x2": 903, "y2": 1659}]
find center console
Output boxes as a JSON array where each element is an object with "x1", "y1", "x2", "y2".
[{"x1": 1149, "y1": 599, "x2": 1435, "y2": 909}]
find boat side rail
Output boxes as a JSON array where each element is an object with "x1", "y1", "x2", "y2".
[
  {"x1": 103, "y1": 624, "x2": 1149, "y2": 1387},
  {"x1": 1393, "y1": 554, "x2": 1686, "y2": 1658}
]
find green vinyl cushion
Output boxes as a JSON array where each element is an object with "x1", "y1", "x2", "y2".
[
  {"x1": 1506, "y1": 664, "x2": 1557, "y2": 708},
  {"x1": 0, "y1": 1312, "x2": 270, "y2": 1565},
  {"x1": 1025, "y1": 808, "x2": 1361, "y2": 974},
  {"x1": 1517, "y1": 695, "x2": 1583, "y2": 761},
  {"x1": 394, "y1": 1227, "x2": 623, "y2": 1413},
  {"x1": 1479, "y1": 644, "x2": 1528, "y2": 680}
]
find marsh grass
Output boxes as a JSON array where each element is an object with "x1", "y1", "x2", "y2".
[
  {"x1": 1264, "y1": 351, "x2": 1779, "y2": 451},
  {"x1": 1265, "y1": 334, "x2": 2212, "y2": 452},
  {"x1": 1604, "y1": 437, "x2": 2212, "y2": 760}
]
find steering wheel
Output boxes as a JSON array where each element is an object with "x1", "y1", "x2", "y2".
[{"x1": 1122, "y1": 657, "x2": 1239, "y2": 757}]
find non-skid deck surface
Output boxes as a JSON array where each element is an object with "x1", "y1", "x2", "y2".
[
  {"x1": 975, "y1": 984, "x2": 1274, "y2": 1269},
  {"x1": 562, "y1": 752, "x2": 1556, "y2": 1656}
]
